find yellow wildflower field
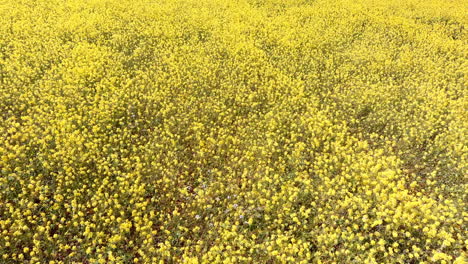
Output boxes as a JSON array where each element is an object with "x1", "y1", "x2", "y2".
[{"x1": 0, "y1": 0, "x2": 467, "y2": 263}]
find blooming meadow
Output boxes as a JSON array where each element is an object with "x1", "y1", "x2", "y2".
[{"x1": 0, "y1": 0, "x2": 467, "y2": 263}]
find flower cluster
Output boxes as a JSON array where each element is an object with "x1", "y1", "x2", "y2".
[{"x1": 0, "y1": 0, "x2": 466, "y2": 263}]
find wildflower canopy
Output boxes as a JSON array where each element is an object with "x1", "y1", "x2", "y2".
[{"x1": 0, "y1": 0, "x2": 466, "y2": 263}]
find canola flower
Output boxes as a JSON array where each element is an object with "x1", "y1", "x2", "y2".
[{"x1": 0, "y1": 0, "x2": 467, "y2": 263}]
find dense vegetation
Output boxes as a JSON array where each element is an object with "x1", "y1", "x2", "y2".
[{"x1": 0, "y1": 0, "x2": 466, "y2": 263}]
